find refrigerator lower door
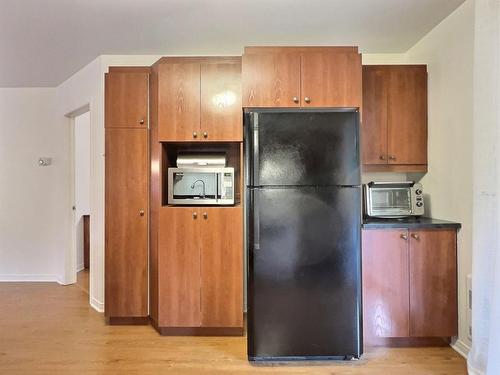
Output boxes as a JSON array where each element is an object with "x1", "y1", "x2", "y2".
[{"x1": 247, "y1": 186, "x2": 362, "y2": 360}]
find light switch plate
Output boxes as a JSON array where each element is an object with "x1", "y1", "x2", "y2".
[{"x1": 38, "y1": 157, "x2": 52, "y2": 166}]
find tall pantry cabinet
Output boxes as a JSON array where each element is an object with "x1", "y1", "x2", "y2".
[
  {"x1": 150, "y1": 56, "x2": 244, "y2": 335},
  {"x1": 104, "y1": 67, "x2": 150, "y2": 323}
]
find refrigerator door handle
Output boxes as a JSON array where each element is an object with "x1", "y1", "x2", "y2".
[
  {"x1": 253, "y1": 190, "x2": 260, "y2": 251},
  {"x1": 252, "y1": 113, "x2": 260, "y2": 186}
]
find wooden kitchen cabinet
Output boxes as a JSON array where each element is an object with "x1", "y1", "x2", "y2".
[
  {"x1": 158, "y1": 63, "x2": 201, "y2": 141},
  {"x1": 157, "y1": 205, "x2": 243, "y2": 333},
  {"x1": 104, "y1": 128, "x2": 149, "y2": 320},
  {"x1": 201, "y1": 63, "x2": 243, "y2": 141},
  {"x1": 242, "y1": 52, "x2": 301, "y2": 107},
  {"x1": 105, "y1": 70, "x2": 149, "y2": 128},
  {"x1": 409, "y1": 229, "x2": 458, "y2": 337},
  {"x1": 362, "y1": 229, "x2": 410, "y2": 338},
  {"x1": 158, "y1": 207, "x2": 202, "y2": 327},
  {"x1": 362, "y1": 65, "x2": 427, "y2": 172},
  {"x1": 155, "y1": 57, "x2": 242, "y2": 142},
  {"x1": 242, "y1": 47, "x2": 362, "y2": 108},
  {"x1": 300, "y1": 51, "x2": 362, "y2": 108},
  {"x1": 200, "y1": 207, "x2": 243, "y2": 328},
  {"x1": 362, "y1": 228, "x2": 457, "y2": 342},
  {"x1": 104, "y1": 68, "x2": 150, "y2": 323}
]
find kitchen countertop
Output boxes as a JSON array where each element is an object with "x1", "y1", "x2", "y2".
[{"x1": 362, "y1": 217, "x2": 461, "y2": 230}]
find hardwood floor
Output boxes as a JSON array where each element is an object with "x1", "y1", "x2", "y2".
[
  {"x1": 76, "y1": 269, "x2": 89, "y2": 294},
  {"x1": 0, "y1": 283, "x2": 466, "y2": 374}
]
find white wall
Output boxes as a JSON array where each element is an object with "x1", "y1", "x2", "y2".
[
  {"x1": 56, "y1": 55, "x2": 161, "y2": 311},
  {"x1": 0, "y1": 88, "x2": 70, "y2": 281},
  {"x1": 74, "y1": 111, "x2": 91, "y2": 271},
  {"x1": 405, "y1": 0, "x2": 475, "y2": 354}
]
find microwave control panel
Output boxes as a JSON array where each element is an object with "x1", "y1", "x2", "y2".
[{"x1": 221, "y1": 172, "x2": 234, "y2": 199}]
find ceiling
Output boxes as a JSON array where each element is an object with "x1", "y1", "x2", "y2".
[{"x1": 0, "y1": 0, "x2": 465, "y2": 87}]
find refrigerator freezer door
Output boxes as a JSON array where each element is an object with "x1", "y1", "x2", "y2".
[
  {"x1": 245, "y1": 110, "x2": 360, "y2": 187},
  {"x1": 247, "y1": 186, "x2": 362, "y2": 360}
]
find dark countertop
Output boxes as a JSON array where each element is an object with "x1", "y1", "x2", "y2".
[{"x1": 362, "y1": 217, "x2": 461, "y2": 230}]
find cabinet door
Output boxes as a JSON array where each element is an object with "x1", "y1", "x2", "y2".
[
  {"x1": 409, "y1": 229, "x2": 457, "y2": 337},
  {"x1": 105, "y1": 72, "x2": 149, "y2": 128},
  {"x1": 200, "y1": 207, "x2": 243, "y2": 328},
  {"x1": 158, "y1": 63, "x2": 201, "y2": 141},
  {"x1": 158, "y1": 207, "x2": 201, "y2": 327},
  {"x1": 301, "y1": 51, "x2": 362, "y2": 108},
  {"x1": 201, "y1": 63, "x2": 242, "y2": 141},
  {"x1": 105, "y1": 128, "x2": 148, "y2": 317},
  {"x1": 242, "y1": 52, "x2": 301, "y2": 107},
  {"x1": 387, "y1": 66, "x2": 427, "y2": 165},
  {"x1": 361, "y1": 67, "x2": 388, "y2": 164},
  {"x1": 362, "y1": 229, "x2": 409, "y2": 338}
]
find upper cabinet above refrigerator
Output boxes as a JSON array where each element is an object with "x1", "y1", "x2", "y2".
[
  {"x1": 242, "y1": 47, "x2": 362, "y2": 109},
  {"x1": 153, "y1": 57, "x2": 242, "y2": 142},
  {"x1": 244, "y1": 109, "x2": 360, "y2": 187}
]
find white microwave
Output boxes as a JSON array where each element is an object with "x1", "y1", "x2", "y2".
[
  {"x1": 167, "y1": 167, "x2": 235, "y2": 205},
  {"x1": 364, "y1": 181, "x2": 424, "y2": 218}
]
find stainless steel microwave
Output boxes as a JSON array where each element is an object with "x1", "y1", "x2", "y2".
[
  {"x1": 364, "y1": 181, "x2": 424, "y2": 218},
  {"x1": 167, "y1": 153, "x2": 235, "y2": 206}
]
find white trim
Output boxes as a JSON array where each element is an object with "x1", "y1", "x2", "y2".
[
  {"x1": 90, "y1": 296, "x2": 104, "y2": 313},
  {"x1": 467, "y1": 364, "x2": 484, "y2": 375},
  {"x1": 76, "y1": 264, "x2": 85, "y2": 273},
  {"x1": 0, "y1": 274, "x2": 60, "y2": 282},
  {"x1": 451, "y1": 338, "x2": 471, "y2": 358}
]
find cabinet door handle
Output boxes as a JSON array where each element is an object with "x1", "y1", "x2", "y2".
[
  {"x1": 411, "y1": 233, "x2": 419, "y2": 240},
  {"x1": 193, "y1": 212, "x2": 198, "y2": 219},
  {"x1": 139, "y1": 119, "x2": 145, "y2": 125},
  {"x1": 203, "y1": 131, "x2": 208, "y2": 138},
  {"x1": 139, "y1": 209, "x2": 145, "y2": 216},
  {"x1": 203, "y1": 212, "x2": 208, "y2": 219},
  {"x1": 304, "y1": 96, "x2": 311, "y2": 104},
  {"x1": 293, "y1": 96, "x2": 299, "y2": 104},
  {"x1": 400, "y1": 234, "x2": 408, "y2": 240},
  {"x1": 389, "y1": 155, "x2": 396, "y2": 160},
  {"x1": 379, "y1": 155, "x2": 386, "y2": 161},
  {"x1": 193, "y1": 132, "x2": 198, "y2": 138}
]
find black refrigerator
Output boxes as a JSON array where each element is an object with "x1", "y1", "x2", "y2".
[{"x1": 245, "y1": 108, "x2": 362, "y2": 361}]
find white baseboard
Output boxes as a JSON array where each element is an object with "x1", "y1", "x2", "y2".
[
  {"x1": 467, "y1": 364, "x2": 484, "y2": 375},
  {"x1": 451, "y1": 338, "x2": 471, "y2": 359},
  {"x1": 0, "y1": 274, "x2": 59, "y2": 282},
  {"x1": 76, "y1": 264, "x2": 85, "y2": 272},
  {"x1": 90, "y1": 296, "x2": 104, "y2": 313}
]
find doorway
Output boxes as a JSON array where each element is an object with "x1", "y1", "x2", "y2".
[{"x1": 73, "y1": 111, "x2": 91, "y2": 295}]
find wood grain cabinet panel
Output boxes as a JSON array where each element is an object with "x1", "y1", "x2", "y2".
[
  {"x1": 242, "y1": 52, "x2": 301, "y2": 107},
  {"x1": 361, "y1": 65, "x2": 427, "y2": 171},
  {"x1": 201, "y1": 63, "x2": 243, "y2": 141},
  {"x1": 105, "y1": 72, "x2": 149, "y2": 128},
  {"x1": 362, "y1": 67, "x2": 388, "y2": 164},
  {"x1": 159, "y1": 207, "x2": 202, "y2": 327},
  {"x1": 362, "y1": 228, "x2": 458, "y2": 342},
  {"x1": 200, "y1": 207, "x2": 243, "y2": 328},
  {"x1": 409, "y1": 229, "x2": 458, "y2": 337},
  {"x1": 158, "y1": 63, "x2": 201, "y2": 141},
  {"x1": 362, "y1": 229, "x2": 410, "y2": 339},
  {"x1": 387, "y1": 66, "x2": 428, "y2": 165},
  {"x1": 301, "y1": 51, "x2": 362, "y2": 108},
  {"x1": 105, "y1": 128, "x2": 148, "y2": 318}
]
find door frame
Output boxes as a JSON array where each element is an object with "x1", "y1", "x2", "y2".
[{"x1": 65, "y1": 104, "x2": 91, "y2": 292}]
